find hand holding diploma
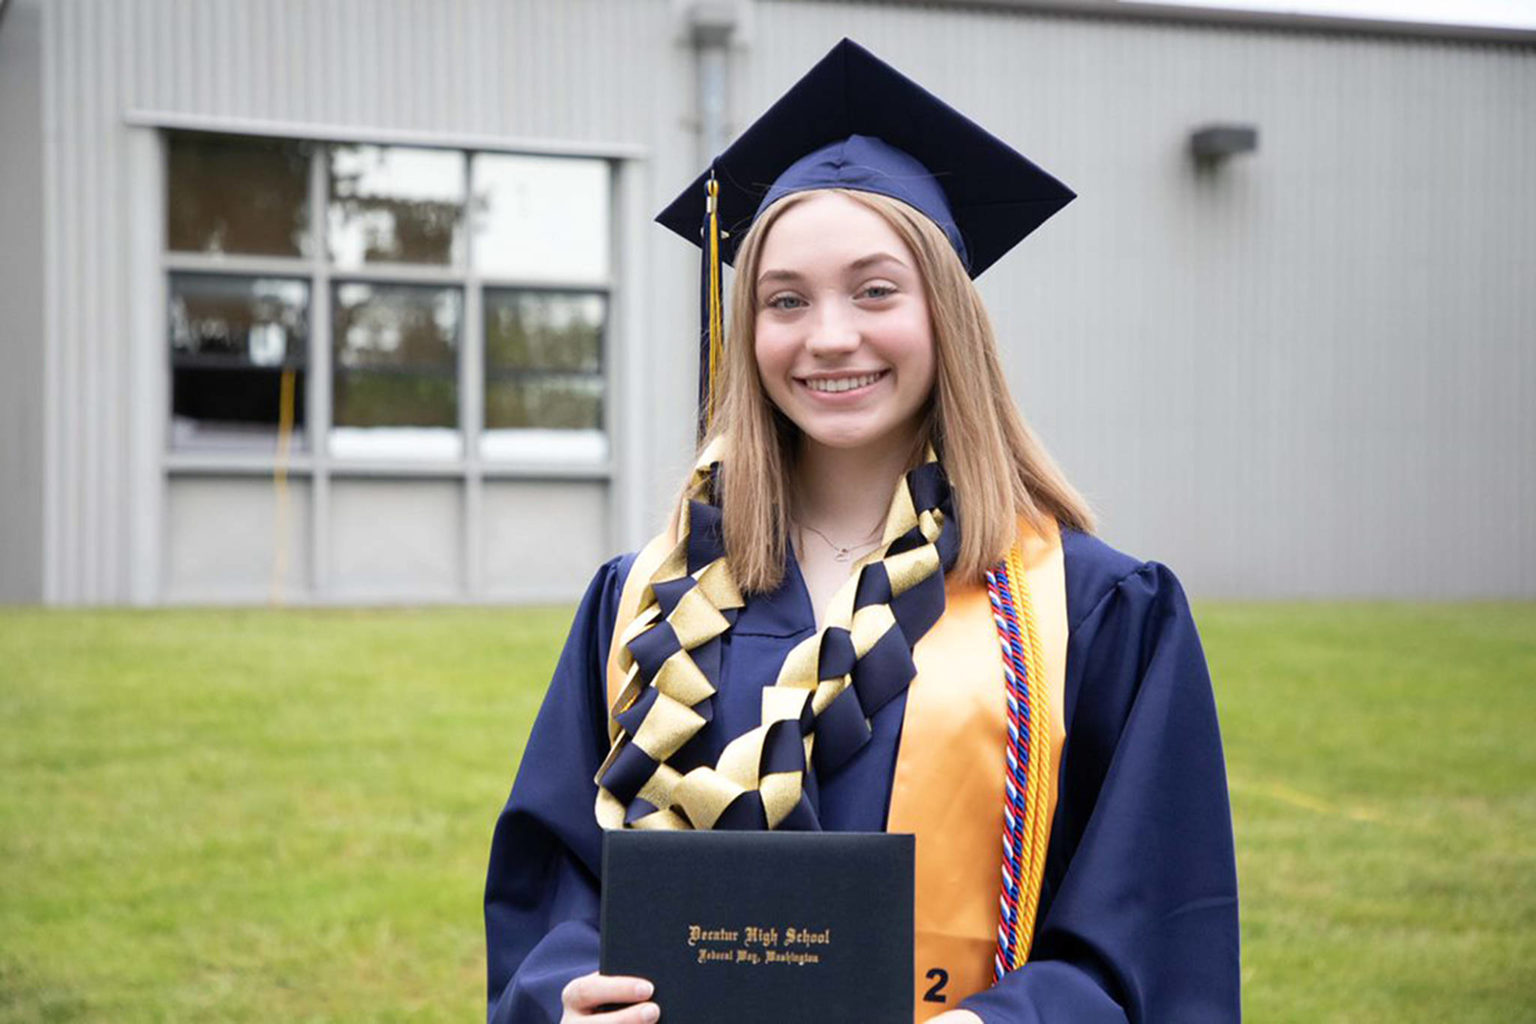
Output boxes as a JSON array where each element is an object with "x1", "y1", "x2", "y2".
[{"x1": 561, "y1": 973, "x2": 659, "y2": 1023}]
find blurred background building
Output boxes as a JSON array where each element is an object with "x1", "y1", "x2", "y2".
[{"x1": 1, "y1": 0, "x2": 1532, "y2": 605}]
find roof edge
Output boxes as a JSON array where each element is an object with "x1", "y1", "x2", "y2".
[{"x1": 807, "y1": 0, "x2": 1536, "y2": 46}]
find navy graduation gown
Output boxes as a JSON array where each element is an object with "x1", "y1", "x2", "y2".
[{"x1": 483, "y1": 530, "x2": 1240, "y2": 1023}]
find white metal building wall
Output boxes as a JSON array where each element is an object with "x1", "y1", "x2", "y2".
[
  {"x1": 33, "y1": 0, "x2": 701, "y2": 603},
  {"x1": 23, "y1": 0, "x2": 1536, "y2": 601}
]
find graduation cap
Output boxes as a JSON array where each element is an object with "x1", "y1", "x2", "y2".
[{"x1": 658, "y1": 37, "x2": 1076, "y2": 437}]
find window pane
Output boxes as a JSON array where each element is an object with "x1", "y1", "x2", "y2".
[
  {"x1": 332, "y1": 283, "x2": 460, "y2": 439},
  {"x1": 167, "y1": 133, "x2": 311, "y2": 257},
  {"x1": 328, "y1": 145, "x2": 465, "y2": 268},
  {"x1": 168, "y1": 274, "x2": 309, "y2": 450},
  {"x1": 472, "y1": 155, "x2": 609, "y2": 281},
  {"x1": 485, "y1": 291, "x2": 603, "y2": 373},
  {"x1": 484, "y1": 290, "x2": 604, "y2": 434}
]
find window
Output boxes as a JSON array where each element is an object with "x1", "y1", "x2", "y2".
[
  {"x1": 331, "y1": 282, "x2": 462, "y2": 459},
  {"x1": 472, "y1": 153, "x2": 610, "y2": 463},
  {"x1": 483, "y1": 290, "x2": 607, "y2": 462},
  {"x1": 164, "y1": 131, "x2": 612, "y2": 463},
  {"x1": 472, "y1": 153, "x2": 608, "y2": 282},
  {"x1": 328, "y1": 144, "x2": 466, "y2": 269},
  {"x1": 168, "y1": 133, "x2": 311, "y2": 257},
  {"x1": 169, "y1": 273, "x2": 310, "y2": 449}
]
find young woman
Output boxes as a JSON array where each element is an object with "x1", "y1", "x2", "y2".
[{"x1": 486, "y1": 40, "x2": 1239, "y2": 1024}]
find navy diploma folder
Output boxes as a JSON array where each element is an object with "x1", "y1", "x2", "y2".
[{"x1": 600, "y1": 830, "x2": 914, "y2": 1023}]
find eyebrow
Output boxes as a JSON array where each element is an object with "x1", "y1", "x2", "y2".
[{"x1": 756, "y1": 251, "x2": 910, "y2": 288}]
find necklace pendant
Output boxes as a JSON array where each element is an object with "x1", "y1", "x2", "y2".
[{"x1": 834, "y1": 548, "x2": 853, "y2": 562}]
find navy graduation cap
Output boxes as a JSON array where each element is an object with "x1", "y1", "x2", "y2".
[{"x1": 657, "y1": 37, "x2": 1076, "y2": 435}]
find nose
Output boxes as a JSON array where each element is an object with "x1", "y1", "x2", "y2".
[{"x1": 805, "y1": 302, "x2": 860, "y2": 357}]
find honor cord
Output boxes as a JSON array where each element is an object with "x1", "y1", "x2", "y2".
[{"x1": 986, "y1": 545, "x2": 1051, "y2": 978}]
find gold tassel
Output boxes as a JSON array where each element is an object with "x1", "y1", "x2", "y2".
[{"x1": 706, "y1": 176, "x2": 725, "y2": 431}]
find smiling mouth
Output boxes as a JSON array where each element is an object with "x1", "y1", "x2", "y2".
[{"x1": 800, "y1": 370, "x2": 888, "y2": 394}]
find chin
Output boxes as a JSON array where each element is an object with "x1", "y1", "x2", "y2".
[{"x1": 797, "y1": 421, "x2": 912, "y2": 455}]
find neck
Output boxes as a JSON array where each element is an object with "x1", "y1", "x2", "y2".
[{"x1": 791, "y1": 431, "x2": 921, "y2": 541}]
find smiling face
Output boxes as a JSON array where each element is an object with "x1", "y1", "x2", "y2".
[{"x1": 751, "y1": 191, "x2": 937, "y2": 460}]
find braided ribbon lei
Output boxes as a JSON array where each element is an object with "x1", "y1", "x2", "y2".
[
  {"x1": 985, "y1": 544, "x2": 1052, "y2": 978},
  {"x1": 595, "y1": 438, "x2": 958, "y2": 832}
]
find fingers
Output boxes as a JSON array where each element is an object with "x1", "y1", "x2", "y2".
[
  {"x1": 579, "y1": 1004, "x2": 660, "y2": 1024},
  {"x1": 561, "y1": 973, "x2": 658, "y2": 1021}
]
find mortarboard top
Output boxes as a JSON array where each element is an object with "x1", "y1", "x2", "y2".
[{"x1": 655, "y1": 37, "x2": 1076, "y2": 279}]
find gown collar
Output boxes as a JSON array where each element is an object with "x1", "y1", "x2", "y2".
[{"x1": 730, "y1": 546, "x2": 817, "y2": 638}]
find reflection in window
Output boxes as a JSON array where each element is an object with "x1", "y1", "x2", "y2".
[
  {"x1": 331, "y1": 283, "x2": 462, "y2": 459},
  {"x1": 472, "y1": 155, "x2": 609, "y2": 282},
  {"x1": 167, "y1": 133, "x2": 312, "y2": 257},
  {"x1": 328, "y1": 145, "x2": 466, "y2": 268},
  {"x1": 482, "y1": 291, "x2": 607, "y2": 463},
  {"x1": 169, "y1": 274, "x2": 310, "y2": 450}
]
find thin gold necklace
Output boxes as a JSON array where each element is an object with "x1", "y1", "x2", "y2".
[{"x1": 795, "y1": 519, "x2": 884, "y2": 563}]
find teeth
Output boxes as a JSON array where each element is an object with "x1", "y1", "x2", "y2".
[{"x1": 805, "y1": 372, "x2": 883, "y2": 393}]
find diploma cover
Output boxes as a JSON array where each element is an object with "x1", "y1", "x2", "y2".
[{"x1": 601, "y1": 831, "x2": 914, "y2": 1023}]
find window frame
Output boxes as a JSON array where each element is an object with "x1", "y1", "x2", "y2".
[
  {"x1": 159, "y1": 129, "x2": 620, "y2": 478},
  {"x1": 135, "y1": 117, "x2": 645, "y2": 602}
]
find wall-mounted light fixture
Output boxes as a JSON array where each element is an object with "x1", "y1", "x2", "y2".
[{"x1": 1190, "y1": 124, "x2": 1259, "y2": 164}]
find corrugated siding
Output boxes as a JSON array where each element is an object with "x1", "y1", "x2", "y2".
[
  {"x1": 747, "y1": 3, "x2": 1536, "y2": 597},
  {"x1": 34, "y1": 0, "x2": 1536, "y2": 600}
]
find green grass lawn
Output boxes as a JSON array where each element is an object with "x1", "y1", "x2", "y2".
[{"x1": 1, "y1": 603, "x2": 1533, "y2": 1022}]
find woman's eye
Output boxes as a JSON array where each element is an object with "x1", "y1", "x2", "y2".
[
  {"x1": 767, "y1": 294, "x2": 806, "y2": 311},
  {"x1": 860, "y1": 284, "x2": 896, "y2": 300}
]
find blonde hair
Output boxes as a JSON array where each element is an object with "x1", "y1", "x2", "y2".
[{"x1": 691, "y1": 187, "x2": 1095, "y2": 594}]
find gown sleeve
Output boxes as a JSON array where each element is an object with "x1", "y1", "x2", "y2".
[
  {"x1": 958, "y1": 558, "x2": 1241, "y2": 1024},
  {"x1": 484, "y1": 555, "x2": 630, "y2": 1024}
]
